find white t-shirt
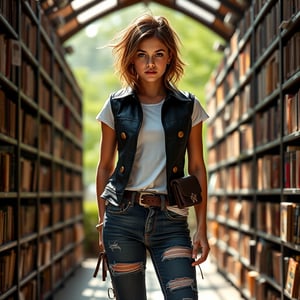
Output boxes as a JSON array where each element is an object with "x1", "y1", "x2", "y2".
[{"x1": 96, "y1": 96, "x2": 208, "y2": 213}]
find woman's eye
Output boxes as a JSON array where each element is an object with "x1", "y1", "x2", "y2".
[
  {"x1": 137, "y1": 53, "x2": 146, "y2": 58},
  {"x1": 156, "y1": 52, "x2": 164, "y2": 57}
]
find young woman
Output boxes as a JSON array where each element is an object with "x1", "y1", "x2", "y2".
[{"x1": 95, "y1": 14, "x2": 209, "y2": 300}]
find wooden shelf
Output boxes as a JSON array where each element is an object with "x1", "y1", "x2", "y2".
[
  {"x1": 0, "y1": 1, "x2": 84, "y2": 299},
  {"x1": 206, "y1": 0, "x2": 300, "y2": 299}
]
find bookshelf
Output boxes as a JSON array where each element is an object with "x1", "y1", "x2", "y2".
[
  {"x1": 206, "y1": 0, "x2": 300, "y2": 299},
  {"x1": 0, "y1": 1, "x2": 84, "y2": 299}
]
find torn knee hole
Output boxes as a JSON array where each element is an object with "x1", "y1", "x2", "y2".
[
  {"x1": 162, "y1": 246, "x2": 192, "y2": 260},
  {"x1": 111, "y1": 262, "x2": 143, "y2": 273},
  {"x1": 167, "y1": 277, "x2": 194, "y2": 291}
]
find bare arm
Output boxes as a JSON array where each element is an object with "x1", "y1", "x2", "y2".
[
  {"x1": 187, "y1": 122, "x2": 210, "y2": 265},
  {"x1": 95, "y1": 122, "x2": 117, "y2": 249}
]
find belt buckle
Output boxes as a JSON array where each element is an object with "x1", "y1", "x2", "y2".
[{"x1": 138, "y1": 192, "x2": 154, "y2": 207}]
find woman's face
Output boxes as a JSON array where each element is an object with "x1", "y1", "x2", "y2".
[{"x1": 132, "y1": 37, "x2": 171, "y2": 85}]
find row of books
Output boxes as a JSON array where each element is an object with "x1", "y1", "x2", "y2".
[
  {"x1": 0, "y1": 0, "x2": 18, "y2": 31},
  {"x1": 209, "y1": 246, "x2": 250, "y2": 293},
  {"x1": 210, "y1": 198, "x2": 300, "y2": 247},
  {"x1": 208, "y1": 164, "x2": 241, "y2": 192},
  {"x1": 20, "y1": 157, "x2": 82, "y2": 192},
  {"x1": 210, "y1": 148, "x2": 300, "y2": 191},
  {"x1": 222, "y1": 123, "x2": 251, "y2": 157},
  {"x1": 20, "y1": 242, "x2": 36, "y2": 278},
  {"x1": 247, "y1": 272, "x2": 281, "y2": 300},
  {"x1": 209, "y1": 90, "x2": 300, "y2": 155},
  {"x1": 0, "y1": 82, "x2": 81, "y2": 149},
  {"x1": 256, "y1": 239, "x2": 300, "y2": 299},
  {"x1": 282, "y1": 0, "x2": 300, "y2": 21},
  {"x1": 40, "y1": 122, "x2": 52, "y2": 153},
  {"x1": 39, "y1": 78, "x2": 51, "y2": 114},
  {"x1": 0, "y1": 35, "x2": 19, "y2": 84},
  {"x1": 20, "y1": 204, "x2": 36, "y2": 237},
  {"x1": 285, "y1": 256, "x2": 300, "y2": 298},
  {"x1": 208, "y1": 165, "x2": 240, "y2": 194},
  {"x1": 255, "y1": 101, "x2": 281, "y2": 146},
  {"x1": 254, "y1": 1, "x2": 280, "y2": 60},
  {"x1": 284, "y1": 32, "x2": 300, "y2": 81},
  {"x1": 257, "y1": 201, "x2": 280, "y2": 237},
  {"x1": 215, "y1": 44, "x2": 278, "y2": 108},
  {"x1": 207, "y1": 83, "x2": 252, "y2": 140},
  {"x1": 21, "y1": 60, "x2": 36, "y2": 100},
  {"x1": 255, "y1": 239, "x2": 282, "y2": 290},
  {"x1": 285, "y1": 146, "x2": 300, "y2": 189},
  {"x1": 52, "y1": 198, "x2": 82, "y2": 223},
  {"x1": 20, "y1": 280, "x2": 37, "y2": 300},
  {"x1": 285, "y1": 89, "x2": 300, "y2": 135},
  {"x1": 40, "y1": 36, "x2": 51, "y2": 75},
  {"x1": 0, "y1": 37, "x2": 81, "y2": 121},
  {"x1": 240, "y1": 123, "x2": 253, "y2": 153},
  {"x1": 52, "y1": 169, "x2": 82, "y2": 192},
  {"x1": 208, "y1": 197, "x2": 253, "y2": 228},
  {"x1": 257, "y1": 50, "x2": 279, "y2": 101},
  {"x1": 214, "y1": 52, "x2": 250, "y2": 108},
  {"x1": 0, "y1": 205, "x2": 14, "y2": 245},
  {"x1": 0, "y1": 146, "x2": 16, "y2": 192},
  {"x1": 208, "y1": 101, "x2": 280, "y2": 154},
  {"x1": 21, "y1": 115, "x2": 82, "y2": 163},
  {"x1": 0, "y1": 222, "x2": 84, "y2": 293},
  {"x1": 54, "y1": 132, "x2": 82, "y2": 164},
  {"x1": 0, "y1": 249, "x2": 16, "y2": 294},
  {"x1": 1, "y1": 19, "x2": 81, "y2": 117},
  {"x1": 41, "y1": 245, "x2": 84, "y2": 298},
  {"x1": 21, "y1": 107, "x2": 80, "y2": 153},
  {"x1": 0, "y1": 91, "x2": 16, "y2": 138},
  {"x1": 281, "y1": 202, "x2": 300, "y2": 244},
  {"x1": 209, "y1": 90, "x2": 299, "y2": 161},
  {"x1": 22, "y1": 109, "x2": 38, "y2": 147},
  {"x1": 0, "y1": 200, "x2": 82, "y2": 247},
  {"x1": 210, "y1": 197, "x2": 299, "y2": 244},
  {"x1": 1, "y1": 2, "x2": 84, "y2": 298},
  {"x1": 238, "y1": 41, "x2": 251, "y2": 80},
  {"x1": 257, "y1": 154, "x2": 281, "y2": 190},
  {"x1": 225, "y1": 61, "x2": 239, "y2": 97},
  {"x1": 21, "y1": 6, "x2": 37, "y2": 56},
  {"x1": 39, "y1": 224, "x2": 84, "y2": 266},
  {"x1": 210, "y1": 240, "x2": 299, "y2": 299}
]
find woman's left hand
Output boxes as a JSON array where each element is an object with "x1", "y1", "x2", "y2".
[{"x1": 191, "y1": 231, "x2": 210, "y2": 266}]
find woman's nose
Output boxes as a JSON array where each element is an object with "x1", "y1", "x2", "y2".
[{"x1": 147, "y1": 56, "x2": 155, "y2": 67}]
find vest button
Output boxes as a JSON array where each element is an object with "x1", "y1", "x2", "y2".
[
  {"x1": 121, "y1": 132, "x2": 127, "y2": 140},
  {"x1": 119, "y1": 166, "x2": 125, "y2": 173},
  {"x1": 172, "y1": 166, "x2": 178, "y2": 173},
  {"x1": 178, "y1": 131, "x2": 184, "y2": 138}
]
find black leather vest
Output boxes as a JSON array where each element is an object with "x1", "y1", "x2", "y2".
[{"x1": 102, "y1": 88, "x2": 194, "y2": 206}]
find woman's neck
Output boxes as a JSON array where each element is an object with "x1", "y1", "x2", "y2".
[{"x1": 137, "y1": 83, "x2": 166, "y2": 104}]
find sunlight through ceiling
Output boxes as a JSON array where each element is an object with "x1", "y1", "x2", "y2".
[{"x1": 41, "y1": 0, "x2": 250, "y2": 42}]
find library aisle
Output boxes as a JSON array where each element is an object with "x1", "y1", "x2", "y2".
[{"x1": 54, "y1": 255, "x2": 242, "y2": 300}]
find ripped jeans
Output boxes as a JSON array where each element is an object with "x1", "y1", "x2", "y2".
[{"x1": 103, "y1": 200, "x2": 198, "y2": 300}]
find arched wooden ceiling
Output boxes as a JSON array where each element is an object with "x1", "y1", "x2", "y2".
[{"x1": 40, "y1": 0, "x2": 250, "y2": 43}]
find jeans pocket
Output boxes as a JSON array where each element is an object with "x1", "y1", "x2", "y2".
[
  {"x1": 106, "y1": 201, "x2": 131, "y2": 215},
  {"x1": 164, "y1": 209, "x2": 187, "y2": 221}
]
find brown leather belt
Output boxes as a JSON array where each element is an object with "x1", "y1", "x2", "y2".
[{"x1": 124, "y1": 191, "x2": 169, "y2": 208}]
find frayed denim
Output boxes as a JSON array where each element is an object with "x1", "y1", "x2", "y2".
[{"x1": 103, "y1": 201, "x2": 198, "y2": 300}]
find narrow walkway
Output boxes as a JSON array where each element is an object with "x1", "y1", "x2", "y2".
[{"x1": 54, "y1": 256, "x2": 243, "y2": 300}]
